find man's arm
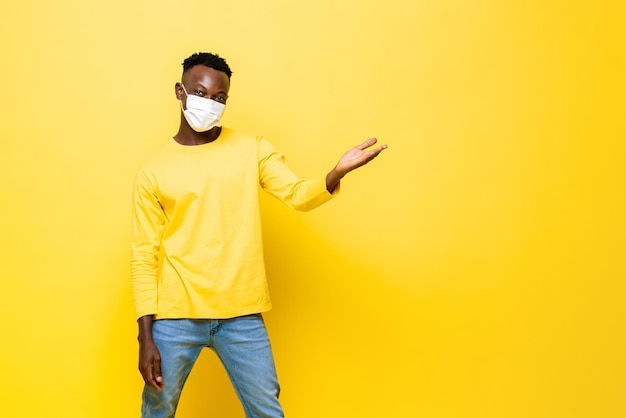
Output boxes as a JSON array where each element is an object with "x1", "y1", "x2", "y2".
[
  {"x1": 257, "y1": 136, "x2": 387, "y2": 211},
  {"x1": 137, "y1": 315, "x2": 164, "y2": 391},
  {"x1": 131, "y1": 169, "x2": 166, "y2": 391},
  {"x1": 326, "y1": 138, "x2": 387, "y2": 193}
]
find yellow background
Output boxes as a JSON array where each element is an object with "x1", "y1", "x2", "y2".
[{"x1": 1, "y1": 1, "x2": 624, "y2": 417}]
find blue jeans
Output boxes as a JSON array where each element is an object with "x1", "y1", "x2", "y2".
[{"x1": 141, "y1": 315, "x2": 284, "y2": 418}]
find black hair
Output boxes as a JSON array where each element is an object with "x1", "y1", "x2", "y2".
[{"x1": 182, "y1": 52, "x2": 233, "y2": 79}]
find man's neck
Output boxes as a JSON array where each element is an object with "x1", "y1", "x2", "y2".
[{"x1": 174, "y1": 125, "x2": 222, "y2": 146}]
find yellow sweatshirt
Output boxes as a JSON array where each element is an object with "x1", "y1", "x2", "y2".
[{"x1": 131, "y1": 128, "x2": 337, "y2": 320}]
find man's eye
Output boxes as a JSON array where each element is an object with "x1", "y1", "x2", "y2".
[
  {"x1": 194, "y1": 90, "x2": 204, "y2": 96},
  {"x1": 215, "y1": 96, "x2": 226, "y2": 103}
]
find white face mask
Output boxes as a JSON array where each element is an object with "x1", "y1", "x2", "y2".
[{"x1": 180, "y1": 84, "x2": 226, "y2": 132}]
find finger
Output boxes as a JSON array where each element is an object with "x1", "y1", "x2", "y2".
[
  {"x1": 372, "y1": 144, "x2": 388, "y2": 154},
  {"x1": 146, "y1": 378, "x2": 162, "y2": 392},
  {"x1": 357, "y1": 137, "x2": 378, "y2": 150},
  {"x1": 153, "y1": 358, "x2": 164, "y2": 389},
  {"x1": 362, "y1": 144, "x2": 387, "y2": 158},
  {"x1": 362, "y1": 145, "x2": 388, "y2": 163},
  {"x1": 140, "y1": 363, "x2": 159, "y2": 390},
  {"x1": 139, "y1": 361, "x2": 163, "y2": 391}
]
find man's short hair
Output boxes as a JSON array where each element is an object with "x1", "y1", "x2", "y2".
[{"x1": 182, "y1": 52, "x2": 233, "y2": 79}]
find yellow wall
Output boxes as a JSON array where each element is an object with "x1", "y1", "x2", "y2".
[{"x1": 1, "y1": 1, "x2": 624, "y2": 417}]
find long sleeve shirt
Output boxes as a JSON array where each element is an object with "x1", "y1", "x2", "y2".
[{"x1": 131, "y1": 128, "x2": 337, "y2": 320}]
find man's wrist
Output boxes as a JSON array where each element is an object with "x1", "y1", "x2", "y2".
[{"x1": 137, "y1": 314, "x2": 155, "y2": 343}]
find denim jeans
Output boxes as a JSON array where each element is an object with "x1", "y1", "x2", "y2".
[{"x1": 141, "y1": 314, "x2": 284, "y2": 418}]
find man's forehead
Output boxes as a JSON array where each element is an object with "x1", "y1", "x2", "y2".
[{"x1": 184, "y1": 65, "x2": 229, "y2": 86}]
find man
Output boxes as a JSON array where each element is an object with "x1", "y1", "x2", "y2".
[{"x1": 131, "y1": 52, "x2": 387, "y2": 418}]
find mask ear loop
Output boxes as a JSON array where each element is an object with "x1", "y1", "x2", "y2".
[{"x1": 179, "y1": 83, "x2": 188, "y2": 111}]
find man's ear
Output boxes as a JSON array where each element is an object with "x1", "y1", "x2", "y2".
[{"x1": 174, "y1": 82, "x2": 184, "y2": 100}]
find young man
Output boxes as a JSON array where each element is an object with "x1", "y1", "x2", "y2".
[{"x1": 131, "y1": 52, "x2": 387, "y2": 418}]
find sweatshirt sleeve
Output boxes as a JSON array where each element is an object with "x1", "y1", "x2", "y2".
[
  {"x1": 130, "y1": 168, "x2": 164, "y2": 319},
  {"x1": 257, "y1": 137, "x2": 339, "y2": 211}
]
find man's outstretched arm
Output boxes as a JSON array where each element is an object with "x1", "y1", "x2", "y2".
[{"x1": 326, "y1": 137, "x2": 388, "y2": 193}]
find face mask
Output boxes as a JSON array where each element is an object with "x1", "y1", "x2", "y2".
[{"x1": 180, "y1": 84, "x2": 226, "y2": 132}]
